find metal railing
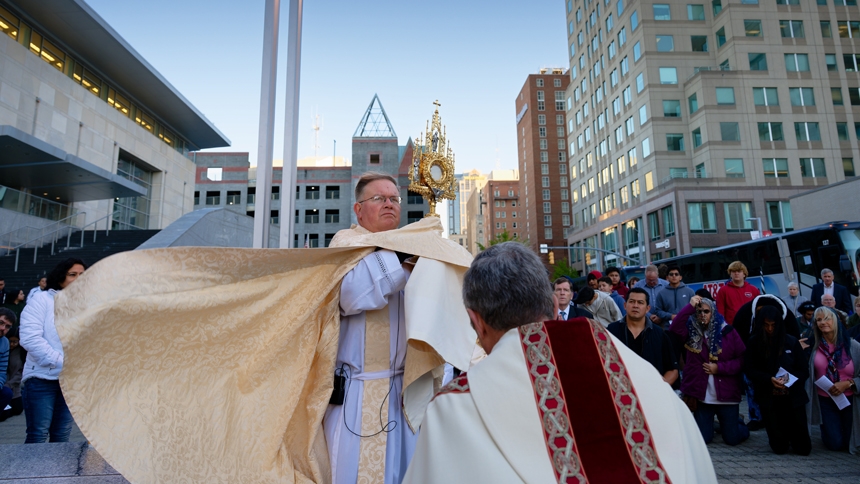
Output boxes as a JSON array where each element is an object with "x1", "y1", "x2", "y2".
[
  {"x1": 1, "y1": 213, "x2": 85, "y2": 257},
  {"x1": 77, "y1": 213, "x2": 113, "y2": 246},
  {"x1": 4, "y1": 213, "x2": 87, "y2": 272}
]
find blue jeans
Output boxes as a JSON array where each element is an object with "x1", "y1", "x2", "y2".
[
  {"x1": 818, "y1": 395, "x2": 854, "y2": 451},
  {"x1": 21, "y1": 378, "x2": 73, "y2": 443},
  {"x1": 694, "y1": 402, "x2": 750, "y2": 446}
]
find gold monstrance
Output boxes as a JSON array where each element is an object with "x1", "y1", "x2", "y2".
[{"x1": 409, "y1": 101, "x2": 456, "y2": 217}]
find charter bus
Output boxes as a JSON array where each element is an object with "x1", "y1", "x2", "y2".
[{"x1": 658, "y1": 221, "x2": 860, "y2": 301}]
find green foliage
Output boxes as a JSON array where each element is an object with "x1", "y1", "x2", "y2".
[
  {"x1": 476, "y1": 230, "x2": 528, "y2": 251},
  {"x1": 551, "y1": 258, "x2": 580, "y2": 280}
]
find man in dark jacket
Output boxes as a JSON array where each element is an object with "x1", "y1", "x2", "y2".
[
  {"x1": 653, "y1": 265, "x2": 695, "y2": 328},
  {"x1": 810, "y1": 268, "x2": 852, "y2": 313},
  {"x1": 607, "y1": 288, "x2": 679, "y2": 385}
]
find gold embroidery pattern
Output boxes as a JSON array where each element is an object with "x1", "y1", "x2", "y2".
[
  {"x1": 588, "y1": 320, "x2": 671, "y2": 484},
  {"x1": 357, "y1": 308, "x2": 391, "y2": 484},
  {"x1": 519, "y1": 323, "x2": 588, "y2": 484},
  {"x1": 435, "y1": 374, "x2": 469, "y2": 398}
]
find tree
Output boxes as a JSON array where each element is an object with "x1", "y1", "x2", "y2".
[
  {"x1": 476, "y1": 230, "x2": 528, "y2": 251},
  {"x1": 551, "y1": 257, "x2": 580, "y2": 281}
]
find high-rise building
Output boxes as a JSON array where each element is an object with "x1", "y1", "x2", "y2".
[
  {"x1": 482, "y1": 178, "x2": 521, "y2": 245},
  {"x1": 516, "y1": 68, "x2": 571, "y2": 264},
  {"x1": 563, "y1": 0, "x2": 857, "y2": 273},
  {"x1": 456, "y1": 169, "x2": 488, "y2": 237}
]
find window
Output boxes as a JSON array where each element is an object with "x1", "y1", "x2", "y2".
[
  {"x1": 543, "y1": 202, "x2": 552, "y2": 213},
  {"x1": 688, "y1": 4, "x2": 705, "y2": 20},
  {"x1": 646, "y1": 171, "x2": 655, "y2": 191},
  {"x1": 193, "y1": 191, "x2": 200, "y2": 205},
  {"x1": 688, "y1": 202, "x2": 717, "y2": 233},
  {"x1": 324, "y1": 209, "x2": 339, "y2": 224},
  {"x1": 639, "y1": 104, "x2": 648, "y2": 125},
  {"x1": 636, "y1": 73, "x2": 645, "y2": 92},
  {"x1": 544, "y1": 215, "x2": 552, "y2": 227},
  {"x1": 785, "y1": 54, "x2": 810, "y2": 72},
  {"x1": 721, "y1": 122, "x2": 740, "y2": 141},
  {"x1": 623, "y1": 86, "x2": 632, "y2": 105},
  {"x1": 795, "y1": 122, "x2": 821, "y2": 141},
  {"x1": 662, "y1": 206, "x2": 675, "y2": 235},
  {"x1": 838, "y1": 21, "x2": 860, "y2": 38},
  {"x1": 780, "y1": 20, "x2": 804, "y2": 38},
  {"x1": 642, "y1": 137, "x2": 652, "y2": 157},
  {"x1": 692, "y1": 36, "x2": 708, "y2": 52},
  {"x1": 789, "y1": 87, "x2": 814, "y2": 106},
  {"x1": 408, "y1": 211, "x2": 424, "y2": 224},
  {"x1": 837, "y1": 122, "x2": 850, "y2": 141},
  {"x1": 325, "y1": 186, "x2": 340, "y2": 199},
  {"x1": 542, "y1": 176, "x2": 550, "y2": 187},
  {"x1": 631, "y1": 10, "x2": 639, "y2": 30},
  {"x1": 763, "y1": 158, "x2": 789, "y2": 177},
  {"x1": 724, "y1": 202, "x2": 753, "y2": 232},
  {"x1": 618, "y1": 27, "x2": 627, "y2": 46},
  {"x1": 407, "y1": 190, "x2": 423, "y2": 204},
  {"x1": 305, "y1": 185, "x2": 320, "y2": 200},
  {"x1": 767, "y1": 201, "x2": 793, "y2": 233},
  {"x1": 543, "y1": 189, "x2": 551, "y2": 200},
  {"x1": 305, "y1": 209, "x2": 319, "y2": 224},
  {"x1": 625, "y1": 117, "x2": 635, "y2": 136},
  {"x1": 656, "y1": 36, "x2": 674, "y2": 52},
  {"x1": 692, "y1": 128, "x2": 703, "y2": 147},
  {"x1": 621, "y1": 56, "x2": 630, "y2": 75},
  {"x1": 843, "y1": 158, "x2": 856, "y2": 177},
  {"x1": 649, "y1": 212, "x2": 661, "y2": 240},
  {"x1": 654, "y1": 4, "x2": 671, "y2": 20},
  {"x1": 745, "y1": 20, "x2": 762, "y2": 37},
  {"x1": 663, "y1": 100, "x2": 681, "y2": 117},
  {"x1": 610, "y1": 69, "x2": 619, "y2": 87},
  {"x1": 714, "y1": 87, "x2": 735, "y2": 105},
  {"x1": 800, "y1": 158, "x2": 826, "y2": 177},
  {"x1": 205, "y1": 191, "x2": 220, "y2": 205},
  {"x1": 844, "y1": 54, "x2": 860, "y2": 72},
  {"x1": 758, "y1": 122, "x2": 784, "y2": 141},
  {"x1": 544, "y1": 228, "x2": 553, "y2": 239},
  {"x1": 369, "y1": 154, "x2": 380, "y2": 164},
  {"x1": 667, "y1": 133, "x2": 684, "y2": 151},
  {"x1": 830, "y1": 87, "x2": 845, "y2": 106},
  {"x1": 749, "y1": 53, "x2": 767, "y2": 71},
  {"x1": 688, "y1": 93, "x2": 699, "y2": 113},
  {"x1": 725, "y1": 158, "x2": 745, "y2": 178},
  {"x1": 776, "y1": 0, "x2": 799, "y2": 4},
  {"x1": 822, "y1": 21, "x2": 833, "y2": 39},
  {"x1": 826, "y1": 54, "x2": 838, "y2": 72},
  {"x1": 716, "y1": 27, "x2": 726, "y2": 47},
  {"x1": 659, "y1": 67, "x2": 677, "y2": 84},
  {"x1": 628, "y1": 147, "x2": 638, "y2": 166},
  {"x1": 753, "y1": 87, "x2": 779, "y2": 106},
  {"x1": 852, "y1": 88, "x2": 860, "y2": 106},
  {"x1": 713, "y1": 0, "x2": 722, "y2": 15}
]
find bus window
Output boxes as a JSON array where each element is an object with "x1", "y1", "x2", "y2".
[
  {"x1": 794, "y1": 249, "x2": 817, "y2": 295},
  {"x1": 838, "y1": 229, "x2": 860, "y2": 289}
]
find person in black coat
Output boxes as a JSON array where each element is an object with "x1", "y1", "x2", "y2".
[
  {"x1": 744, "y1": 305, "x2": 811, "y2": 455},
  {"x1": 810, "y1": 269, "x2": 852, "y2": 313},
  {"x1": 733, "y1": 295, "x2": 800, "y2": 348}
]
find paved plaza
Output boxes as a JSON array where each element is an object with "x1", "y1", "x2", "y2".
[{"x1": 1, "y1": 398, "x2": 859, "y2": 482}]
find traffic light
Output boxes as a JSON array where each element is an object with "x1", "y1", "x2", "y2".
[{"x1": 549, "y1": 251, "x2": 555, "y2": 265}]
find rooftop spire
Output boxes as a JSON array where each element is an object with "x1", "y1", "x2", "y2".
[{"x1": 353, "y1": 94, "x2": 397, "y2": 138}]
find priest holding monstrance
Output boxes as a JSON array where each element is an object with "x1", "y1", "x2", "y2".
[{"x1": 52, "y1": 103, "x2": 474, "y2": 483}]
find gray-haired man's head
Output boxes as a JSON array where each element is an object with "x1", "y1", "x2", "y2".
[{"x1": 463, "y1": 242, "x2": 553, "y2": 333}]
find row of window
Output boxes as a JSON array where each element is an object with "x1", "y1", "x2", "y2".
[
  {"x1": 0, "y1": 5, "x2": 190, "y2": 154},
  {"x1": 688, "y1": 201, "x2": 793, "y2": 234}
]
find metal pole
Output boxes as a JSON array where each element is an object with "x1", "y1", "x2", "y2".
[
  {"x1": 252, "y1": 0, "x2": 281, "y2": 248},
  {"x1": 279, "y1": 0, "x2": 303, "y2": 248}
]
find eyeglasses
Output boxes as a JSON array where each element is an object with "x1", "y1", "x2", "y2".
[
  {"x1": 696, "y1": 309, "x2": 712, "y2": 314},
  {"x1": 357, "y1": 195, "x2": 402, "y2": 205}
]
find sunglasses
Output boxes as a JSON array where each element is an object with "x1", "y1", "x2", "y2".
[{"x1": 696, "y1": 309, "x2": 712, "y2": 314}]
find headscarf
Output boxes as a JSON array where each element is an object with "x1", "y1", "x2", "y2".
[
  {"x1": 750, "y1": 306, "x2": 786, "y2": 374},
  {"x1": 684, "y1": 298, "x2": 726, "y2": 361}
]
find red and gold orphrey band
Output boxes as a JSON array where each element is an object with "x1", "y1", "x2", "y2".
[
  {"x1": 519, "y1": 322, "x2": 588, "y2": 484},
  {"x1": 521, "y1": 320, "x2": 671, "y2": 484}
]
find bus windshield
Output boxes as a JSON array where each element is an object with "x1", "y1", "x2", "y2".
[{"x1": 839, "y1": 228, "x2": 860, "y2": 287}]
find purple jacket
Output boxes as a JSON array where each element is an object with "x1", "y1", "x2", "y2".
[{"x1": 670, "y1": 303, "x2": 747, "y2": 403}]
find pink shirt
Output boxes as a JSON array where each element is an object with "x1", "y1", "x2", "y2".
[{"x1": 814, "y1": 343, "x2": 855, "y2": 397}]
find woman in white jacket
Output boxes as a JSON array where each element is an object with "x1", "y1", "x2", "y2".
[{"x1": 20, "y1": 258, "x2": 86, "y2": 443}]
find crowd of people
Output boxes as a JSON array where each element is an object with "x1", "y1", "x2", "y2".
[
  {"x1": 0, "y1": 262, "x2": 84, "y2": 438},
  {"x1": 553, "y1": 261, "x2": 860, "y2": 456}
]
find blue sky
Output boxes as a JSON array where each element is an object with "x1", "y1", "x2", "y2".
[{"x1": 86, "y1": 0, "x2": 568, "y2": 175}]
